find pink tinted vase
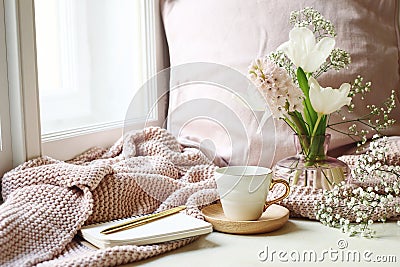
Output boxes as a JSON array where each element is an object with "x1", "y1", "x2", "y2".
[{"x1": 274, "y1": 134, "x2": 349, "y2": 190}]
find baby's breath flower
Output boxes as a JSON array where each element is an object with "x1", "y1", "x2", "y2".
[
  {"x1": 268, "y1": 50, "x2": 296, "y2": 82},
  {"x1": 330, "y1": 48, "x2": 351, "y2": 70},
  {"x1": 329, "y1": 77, "x2": 396, "y2": 150},
  {"x1": 314, "y1": 48, "x2": 351, "y2": 78},
  {"x1": 352, "y1": 136, "x2": 400, "y2": 185},
  {"x1": 315, "y1": 164, "x2": 400, "y2": 238},
  {"x1": 289, "y1": 7, "x2": 336, "y2": 39}
]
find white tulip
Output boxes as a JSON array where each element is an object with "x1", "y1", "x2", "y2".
[
  {"x1": 278, "y1": 27, "x2": 335, "y2": 73},
  {"x1": 309, "y1": 77, "x2": 352, "y2": 114}
]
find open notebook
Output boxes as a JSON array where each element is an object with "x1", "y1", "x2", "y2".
[{"x1": 79, "y1": 212, "x2": 213, "y2": 249}]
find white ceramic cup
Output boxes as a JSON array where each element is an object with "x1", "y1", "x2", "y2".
[{"x1": 215, "y1": 166, "x2": 290, "y2": 221}]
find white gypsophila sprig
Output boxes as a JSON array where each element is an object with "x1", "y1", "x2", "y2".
[
  {"x1": 316, "y1": 136, "x2": 400, "y2": 238},
  {"x1": 314, "y1": 48, "x2": 351, "y2": 78},
  {"x1": 289, "y1": 7, "x2": 336, "y2": 40},
  {"x1": 328, "y1": 76, "x2": 396, "y2": 148},
  {"x1": 268, "y1": 50, "x2": 297, "y2": 83},
  {"x1": 352, "y1": 136, "x2": 400, "y2": 186},
  {"x1": 248, "y1": 58, "x2": 304, "y2": 118},
  {"x1": 330, "y1": 48, "x2": 351, "y2": 70},
  {"x1": 348, "y1": 76, "x2": 372, "y2": 102},
  {"x1": 315, "y1": 181, "x2": 400, "y2": 238}
]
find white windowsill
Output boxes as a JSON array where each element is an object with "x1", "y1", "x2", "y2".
[{"x1": 122, "y1": 219, "x2": 400, "y2": 267}]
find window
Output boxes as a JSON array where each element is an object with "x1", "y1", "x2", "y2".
[
  {"x1": 35, "y1": 0, "x2": 148, "y2": 136},
  {"x1": 3, "y1": 0, "x2": 168, "y2": 163}
]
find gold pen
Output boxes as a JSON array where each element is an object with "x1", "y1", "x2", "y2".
[{"x1": 100, "y1": 206, "x2": 187, "y2": 235}]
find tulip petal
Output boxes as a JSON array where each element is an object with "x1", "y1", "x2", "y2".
[
  {"x1": 278, "y1": 27, "x2": 336, "y2": 73},
  {"x1": 277, "y1": 41, "x2": 292, "y2": 58},
  {"x1": 338, "y1": 83, "x2": 351, "y2": 95},
  {"x1": 309, "y1": 77, "x2": 323, "y2": 112},
  {"x1": 289, "y1": 27, "x2": 316, "y2": 54},
  {"x1": 302, "y1": 37, "x2": 335, "y2": 73},
  {"x1": 309, "y1": 77, "x2": 352, "y2": 114},
  {"x1": 308, "y1": 76, "x2": 320, "y2": 89},
  {"x1": 315, "y1": 37, "x2": 336, "y2": 58},
  {"x1": 302, "y1": 50, "x2": 328, "y2": 73},
  {"x1": 321, "y1": 88, "x2": 345, "y2": 114},
  {"x1": 278, "y1": 41, "x2": 302, "y2": 68},
  {"x1": 289, "y1": 28, "x2": 316, "y2": 68}
]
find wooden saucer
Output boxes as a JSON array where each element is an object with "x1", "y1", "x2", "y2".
[{"x1": 201, "y1": 203, "x2": 289, "y2": 234}]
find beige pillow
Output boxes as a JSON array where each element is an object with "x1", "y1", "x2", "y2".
[{"x1": 161, "y1": 0, "x2": 400, "y2": 166}]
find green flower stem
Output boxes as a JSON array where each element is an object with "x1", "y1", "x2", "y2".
[
  {"x1": 289, "y1": 111, "x2": 308, "y2": 136},
  {"x1": 292, "y1": 170, "x2": 301, "y2": 185},
  {"x1": 289, "y1": 68, "x2": 330, "y2": 167},
  {"x1": 283, "y1": 116, "x2": 298, "y2": 133},
  {"x1": 308, "y1": 114, "x2": 323, "y2": 163},
  {"x1": 297, "y1": 67, "x2": 317, "y2": 133},
  {"x1": 311, "y1": 113, "x2": 323, "y2": 137},
  {"x1": 295, "y1": 112, "x2": 326, "y2": 165}
]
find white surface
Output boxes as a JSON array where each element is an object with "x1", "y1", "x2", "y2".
[{"x1": 123, "y1": 219, "x2": 400, "y2": 267}]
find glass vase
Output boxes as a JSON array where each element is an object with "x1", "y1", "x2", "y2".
[{"x1": 274, "y1": 134, "x2": 349, "y2": 190}]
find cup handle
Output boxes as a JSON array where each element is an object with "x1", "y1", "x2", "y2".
[{"x1": 263, "y1": 179, "x2": 290, "y2": 211}]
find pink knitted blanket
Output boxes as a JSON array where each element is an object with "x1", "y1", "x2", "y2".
[
  {"x1": 1, "y1": 127, "x2": 400, "y2": 266},
  {"x1": 1, "y1": 127, "x2": 219, "y2": 267}
]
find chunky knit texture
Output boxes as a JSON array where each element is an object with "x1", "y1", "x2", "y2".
[
  {"x1": 1, "y1": 127, "x2": 400, "y2": 266},
  {"x1": 1, "y1": 127, "x2": 219, "y2": 267}
]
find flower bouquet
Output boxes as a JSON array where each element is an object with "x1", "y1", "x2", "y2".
[{"x1": 249, "y1": 7, "x2": 396, "y2": 189}]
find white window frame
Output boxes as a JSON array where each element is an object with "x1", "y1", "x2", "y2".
[
  {"x1": 4, "y1": 0, "x2": 168, "y2": 163},
  {"x1": 0, "y1": 0, "x2": 12, "y2": 178}
]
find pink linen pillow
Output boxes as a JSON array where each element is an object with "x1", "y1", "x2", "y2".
[{"x1": 161, "y1": 0, "x2": 400, "y2": 166}]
